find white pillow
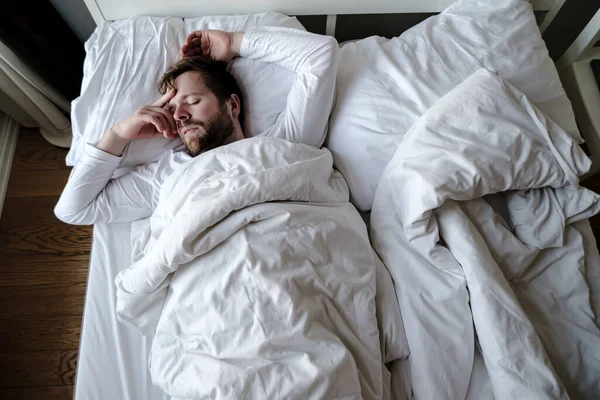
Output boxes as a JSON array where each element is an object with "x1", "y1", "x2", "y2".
[
  {"x1": 326, "y1": 0, "x2": 582, "y2": 211},
  {"x1": 68, "y1": 12, "x2": 305, "y2": 168}
]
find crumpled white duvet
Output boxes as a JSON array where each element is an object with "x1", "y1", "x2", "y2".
[
  {"x1": 114, "y1": 137, "x2": 408, "y2": 399},
  {"x1": 370, "y1": 69, "x2": 600, "y2": 399}
]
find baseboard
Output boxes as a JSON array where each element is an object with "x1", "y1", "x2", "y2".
[{"x1": 0, "y1": 114, "x2": 20, "y2": 219}]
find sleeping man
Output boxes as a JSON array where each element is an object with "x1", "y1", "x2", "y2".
[
  {"x1": 55, "y1": 27, "x2": 338, "y2": 224},
  {"x1": 55, "y1": 26, "x2": 407, "y2": 400}
]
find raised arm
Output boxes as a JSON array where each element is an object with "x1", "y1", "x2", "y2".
[
  {"x1": 182, "y1": 27, "x2": 339, "y2": 148},
  {"x1": 240, "y1": 27, "x2": 339, "y2": 147}
]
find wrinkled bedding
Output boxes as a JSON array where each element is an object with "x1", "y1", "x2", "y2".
[
  {"x1": 370, "y1": 69, "x2": 600, "y2": 399},
  {"x1": 114, "y1": 137, "x2": 409, "y2": 399}
]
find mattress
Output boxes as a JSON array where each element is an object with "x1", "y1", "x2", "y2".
[{"x1": 75, "y1": 222, "x2": 168, "y2": 400}]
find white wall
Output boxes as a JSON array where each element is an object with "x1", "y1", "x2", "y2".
[{"x1": 49, "y1": 0, "x2": 97, "y2": 42}]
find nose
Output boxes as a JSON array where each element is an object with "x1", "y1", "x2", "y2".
[{"x1": 173, "y1": 105, "x2": 190, "y2": 121}]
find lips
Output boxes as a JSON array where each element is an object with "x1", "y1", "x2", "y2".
[{"x1": 182, "y1": 126, "x2": 198, "y2": 136}]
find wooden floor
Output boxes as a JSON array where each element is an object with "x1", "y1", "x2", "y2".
[
  {"x1": 0, "y1": 128, "x2": 92, "y2": 400},
  {"x1": 0, "y1": 127, "x2": 599, "y2": 400}
]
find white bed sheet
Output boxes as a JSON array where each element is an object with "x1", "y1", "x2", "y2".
[{"x1": 75, "y1": 222, "x2": 167, "y2": 400}]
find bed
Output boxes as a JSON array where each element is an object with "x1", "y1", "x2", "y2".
[{"x1": 71, "y1": 0, "x2": 600, "y2": 399}]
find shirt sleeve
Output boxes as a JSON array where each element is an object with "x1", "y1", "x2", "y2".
[
  {"x1": 54, "y1": 144, "x2": 175, "y2": 225},
  {"x1": 239, "y1": 26, "x2": 339, "y2": 148}
]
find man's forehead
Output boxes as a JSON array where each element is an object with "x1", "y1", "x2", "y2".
[{"x1": 173, "y1": 70, "x2": 207, "y2": 89}]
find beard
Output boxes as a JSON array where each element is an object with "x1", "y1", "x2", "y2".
[{"x1": 178, "y1": 104, "x2": 236, "y2": 157}]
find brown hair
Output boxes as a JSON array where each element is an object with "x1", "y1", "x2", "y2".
[{"x1": 158, "y1": 56, "x2": 244, "y2": 127}]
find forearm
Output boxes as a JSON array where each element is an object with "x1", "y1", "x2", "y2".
[
  {"x1": 54, "y1": 143, "x2": 122, "y2": 225},
  {"x1": 239, "y1": 26, "x2": 338, "y2": 74}
]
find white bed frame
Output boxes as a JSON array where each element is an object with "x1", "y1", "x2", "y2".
[
  {"x1": 73, "y1": 1, "x2": 573, "y2": 399},
  {"x1": 84, "y1": 0, "x2": 559, "y2": 37},
  {"x1": 556, "y1": 8, "x2": 600, "y2": 176}
]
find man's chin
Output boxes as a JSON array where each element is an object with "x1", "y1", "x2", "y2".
[
  {"x1": 185, "y1": 141, "x2": 202, "y2": 157},
  {"x1": 183, "y1": 130, "x2": 207, "y2": 155}
]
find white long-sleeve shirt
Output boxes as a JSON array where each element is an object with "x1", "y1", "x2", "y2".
[{"x1": 55, "y1": 27, "x2": 338, "y2": 225}]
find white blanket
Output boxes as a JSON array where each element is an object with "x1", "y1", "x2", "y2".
[
  {"x1": 115, "y1": 137, "x2": 409, "y2": 399},
  {"x1": 370, "y1": 69, "x2": 600, "y2": 399}
]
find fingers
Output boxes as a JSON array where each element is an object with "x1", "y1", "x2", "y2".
[
  {"x1": 181, "y1": 31, "x2": 203, "y2": 57},
  {"x1": 153, "y1": 89, "x2": 176, "y2": 107},
  {"x1": 201, "y1": 35, "x2": 211, "y2": 58},
  {"x1": 181, "y1": 44, "x2": 204, "y2": 58},
  {"x1": 181, "y1": 30, "x2": 213, "y2": 59},
  {"x1": 150, "y1": 107, "x2": 177, "y2": 135},
  {"x1": 139, "y1": 107, "x2": 177, "y2": 138},
  {"x1": 138, "y1": 113, "x2": 167, "y2": 138},
  {"x1": 141, "y1": 107, "x2": 175, "y2": 132},
  {"x1": 184, "y1": 31, "x2": 202, "y2": 47}
]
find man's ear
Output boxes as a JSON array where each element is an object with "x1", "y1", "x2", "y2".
[{"x1": 229, "y1": 94, "x2": 241, "y2": 118}]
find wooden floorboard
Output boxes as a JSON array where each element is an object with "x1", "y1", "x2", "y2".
[
  {"x1": 0, "y1": 385, "x2": 74, "y2": 400},
  {"x1": 0, "y1": 196, "x2": 68, "y2": 229},
  {"x1": 11, "y1": 128, "x2": 70, "y2": 171},
  {"x1": 0, "y1": 254, "x2": 90, "y2": 287},
  {"x1": 57, "y1": 350, "x2": 78, "y2": 386},
  {"x1": 0, "y1": 351, "x2": 61, "y2": 389},
  {"x1": 0, "y1": 196, "x2": 92, "y2": 258},
  {"x1": 0, "y1": 220, "x2": 92, "y2": 257},
  {"x1": 0, "y1": 128, "x2": 89, "y2": 397},
  {"x1": 0, "y1": 283, "x2": 86, "y2": 317},
  {"x1": 0, "y1": 197, "x2": 92, "y2": 257},
  {"x1": 0, "y1": 315, "x2": 81, "y2": 352},
  {"x1": 5, "y1": 169, "x2": 71, "y2": 198}
]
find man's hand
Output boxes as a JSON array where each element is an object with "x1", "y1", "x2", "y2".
[
  {"x1": 110, "y1": 90, "x2": 178, "y2": 140},
  {"x1": 97, "y1": 90, "x2": 177, "y2": 156},
  {"x1": 180, "y1": 30, "x2": 244, "y2": 62}
]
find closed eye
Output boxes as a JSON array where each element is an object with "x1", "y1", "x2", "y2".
[{"x1": 189, "y1": 99, "x2": 200, "y2": 105}]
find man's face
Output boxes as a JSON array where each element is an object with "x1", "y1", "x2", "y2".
[{"x1": 167, "y1": 71, "x2": 235, "y2": 157}]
